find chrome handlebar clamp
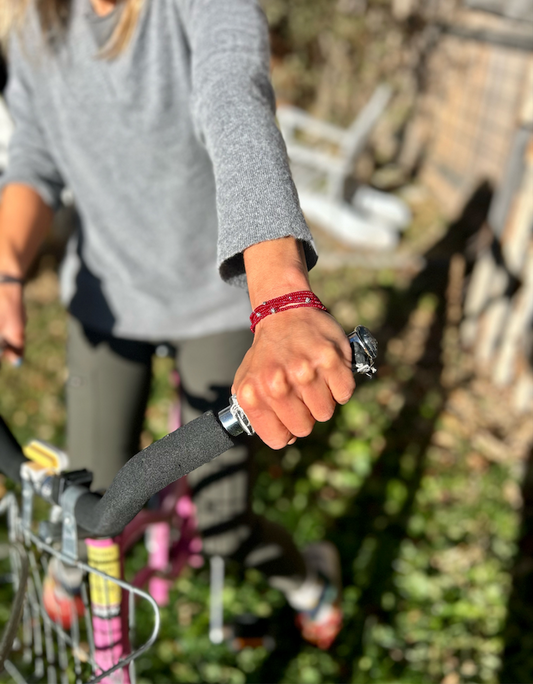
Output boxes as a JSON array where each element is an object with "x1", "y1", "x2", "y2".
[{"x1": 218, "y1": 394, "x2": 255, "y2": 437}]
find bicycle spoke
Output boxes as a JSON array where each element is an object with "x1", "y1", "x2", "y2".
[
  {"x1": 27, "y1": 552, "x2": 44, "y2": 679},
  {"x1": 38, "y1": 555, "x2": 58, "y2": 684}
]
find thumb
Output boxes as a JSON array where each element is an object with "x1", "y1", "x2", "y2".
[
  {"x1": 2, "y1": 346, "x2": 24, "y2": 366},
  {"x1": 1, "y1": 318, "x2": 25, "y2": 367}
]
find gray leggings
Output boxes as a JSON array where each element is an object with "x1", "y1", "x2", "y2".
[{"x1": 66, "y1": 316, "x2": 305, "y2": 589}]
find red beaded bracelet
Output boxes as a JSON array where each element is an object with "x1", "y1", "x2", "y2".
[{"x1": 250, "y1": 290, "x2": 328, "y2": 333}]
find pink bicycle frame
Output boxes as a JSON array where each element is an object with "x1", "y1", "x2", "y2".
[{"x1": 85, "y1": 537, "x2": 131, "y2": 684}]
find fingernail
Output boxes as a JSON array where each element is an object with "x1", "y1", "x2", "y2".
[
  {"x1": 11, "y1": 358, "x2": 23, "y2": 368},
  {"x1": 287, "y1": 437, "x2": 297, "y2": 445}
]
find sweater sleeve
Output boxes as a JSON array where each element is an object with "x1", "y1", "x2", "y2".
[
  {"x1": 1, "y1": 36, "x2": 64, "y2": 210},
  {"x1": 179, "y1": 0, "x2": 317, "y2": 286}
]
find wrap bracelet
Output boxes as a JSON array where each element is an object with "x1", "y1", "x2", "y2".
[
  {"x1": 250, "y1": 290, "x2": 327, "y2": 333},
  {"x1": 0, "y1": 273, "x2": 24, "y2": 285}
]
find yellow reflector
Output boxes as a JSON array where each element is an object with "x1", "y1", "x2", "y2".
[{"x1": 23, "y1": 440, "x2": 64, "y2": 472}]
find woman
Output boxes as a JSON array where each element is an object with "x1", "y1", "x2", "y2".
[{"x1": 0, "y1": 0, "x2": 355, "y2": 648}]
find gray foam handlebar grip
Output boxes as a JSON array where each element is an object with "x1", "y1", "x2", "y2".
[
  {"x1": 73, "y1": 411, "x2": 238, "y2": 537},
  {"x1": 0, "y1": 415, "x2": 26, "y2": 483}
]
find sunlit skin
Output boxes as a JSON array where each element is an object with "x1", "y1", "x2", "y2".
[
  {"x1": 0, "y1": 185, "x2": 52, "y2": 363},
  {"x1": 232, "y1": 238, "x2": 355, "y2": 449},
  {"x1": 0, "y1": 0, "x2": 357, "y2": 449},
  {"x1": 91, "y1": 0, "x2": 119, "y2": 16}
]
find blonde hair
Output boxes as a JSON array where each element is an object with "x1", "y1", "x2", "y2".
[{"x1": 0, "y1": 0, "x2": 145, "y2": 58}]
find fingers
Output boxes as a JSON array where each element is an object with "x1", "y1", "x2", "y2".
[
  {"x1": 0, "y1": 318, "x2": 25, "y2": 364},
  {"x1": 236, "y1": 381, "x2": 302, "y2": 449},
  {"x1": 0, "y1": 335, "x2": 24, "y2": 366},
  {"x1": 232, "y1": 309, "x2": 357, "y2": 449},
  {"x1": 300, "y1": 381, "x2": 337, "y2": 423},
  {"x1": 0, "y1": 291, "x2": 26, "y2": 367},
  {"x1": 308, "y1": 338, "x2": 356, "y2": 409},
  {"x1": 236, "y1": 382, "x2": 335, "y2": 449},
  {"x1": 324, "y1": 361, "x2": 356, "y2": 407},
  {"x1": 235, "y1": 360, "x2": 354, "y2": 450}
]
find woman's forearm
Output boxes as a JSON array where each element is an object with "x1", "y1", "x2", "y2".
[
  {"x1": 243, "y1": 237, "x2": 311, "y2": 309},
  {"x1": 0, "y1": 183, "x2": 54, "y2": 277}
]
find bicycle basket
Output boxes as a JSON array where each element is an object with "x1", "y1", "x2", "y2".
[{"x1": 0, "y1": 493, "x2": 160, "y2": 684}]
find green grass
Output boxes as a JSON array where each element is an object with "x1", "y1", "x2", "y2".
[
  {"x1": 1, "y1": 3, "x2": 529, "y2": 680},
  {"x1": 0, "y1": 251, "x2": 528, "y2": 683}
]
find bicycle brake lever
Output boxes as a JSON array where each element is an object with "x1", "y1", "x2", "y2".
[{"x1": 218, "y1": 326, "x2": 378, "y2": 437}]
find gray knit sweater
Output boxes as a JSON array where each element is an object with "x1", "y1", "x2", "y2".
[{"x1": 4, "y1": 0, "x2": 317, "y2": 340}]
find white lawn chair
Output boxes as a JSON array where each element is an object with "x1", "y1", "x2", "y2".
[{"x1": 278, "y1": 84, "x2": 411, "y2": 250}]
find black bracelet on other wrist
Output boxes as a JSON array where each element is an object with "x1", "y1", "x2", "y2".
[{"x1": 0, "y1": 273, "x2": 25, "y2": 285}]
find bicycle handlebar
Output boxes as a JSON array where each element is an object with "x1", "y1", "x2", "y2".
[
  {"x1": 0, "y1": 411, "x2": 238, "y2": 537},
  {"x1": 0, "y1": 326, "x2": 377, "y2": 538},
  {"x1": 74, "y1": 411, "x2": 238, "y2": 536}
]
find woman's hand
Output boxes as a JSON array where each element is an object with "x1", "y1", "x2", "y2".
[
  {"x1": 0, "y1": 283, "x2": 26, "y2": 365},
  {"x1": 0, "y1": 184, "x2": 54, "y2": 366},
  {"x1": 232, "y1": 305, "x2": 355, "y2": 449}
]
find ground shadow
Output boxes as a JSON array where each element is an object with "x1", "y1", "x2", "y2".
[
  {"x1": 499, "y1": 427, "x2": 533, "y2": 682},
  {"x1": 254, "y1": 181, "x2": 493, "y2": 683}
]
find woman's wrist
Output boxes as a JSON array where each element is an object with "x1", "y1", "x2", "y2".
[{"x1": 243, "y1": 237, "x2": 311, "y2": 309}]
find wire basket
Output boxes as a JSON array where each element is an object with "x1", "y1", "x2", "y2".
[{"x1": 0, "y1": 494, "x2": 160, "y2": 684}]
